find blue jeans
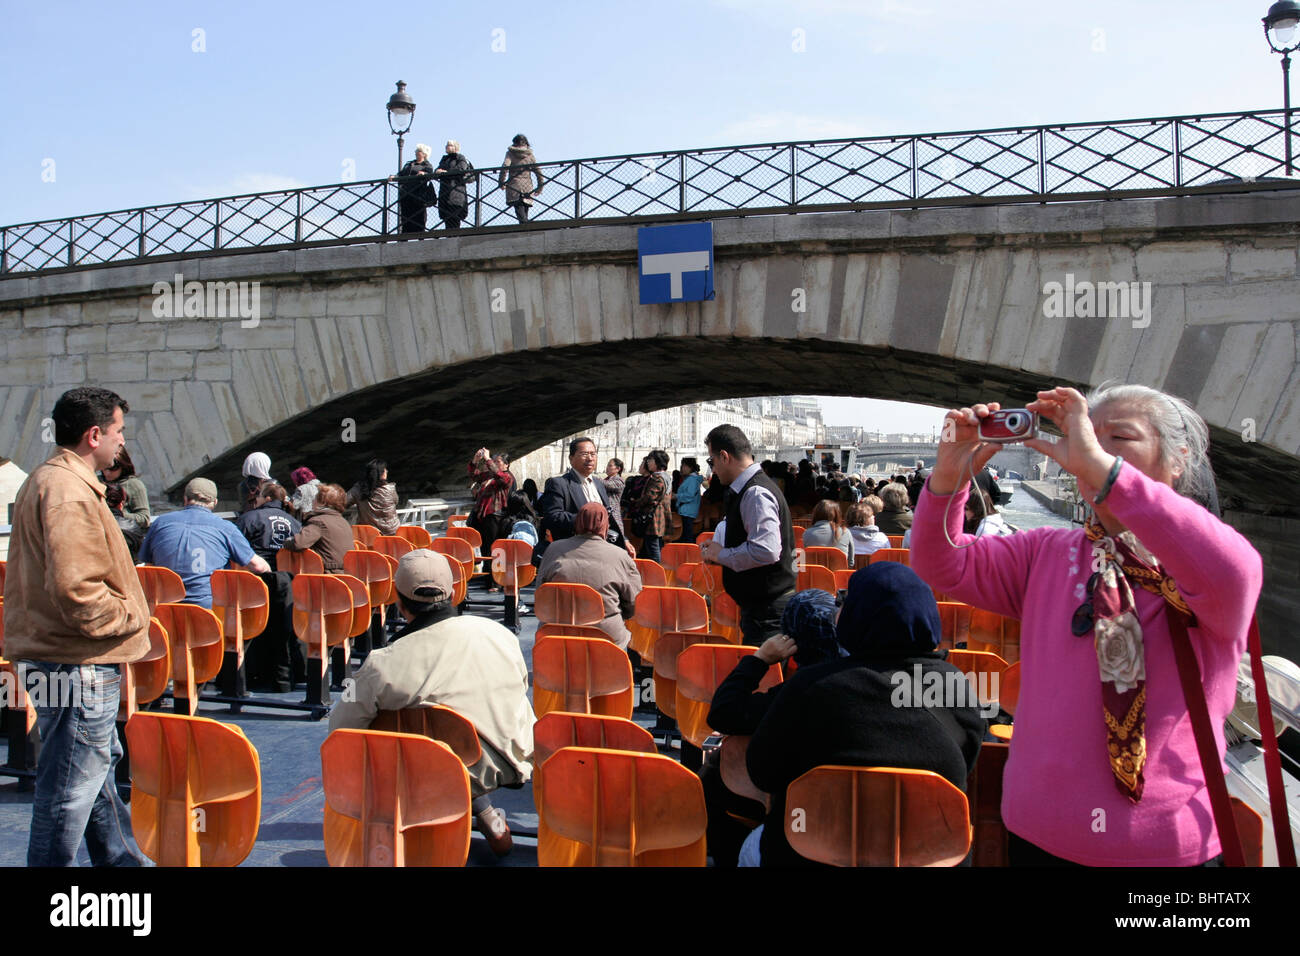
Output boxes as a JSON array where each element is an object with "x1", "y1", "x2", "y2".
[
  {"x1": 639, "y1": 535, "x2": 663, "y2": 563},
  {"x1": 24, "y1": 662, "x2": 146, "y2": 866}
]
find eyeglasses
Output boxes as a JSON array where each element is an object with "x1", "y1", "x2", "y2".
[
  {"x1": 1071, "y1": 571, "x2": 1101, "y2": 637},
  {"x1": 706, "y1": 458, "x2": 714, "y2": 468}
]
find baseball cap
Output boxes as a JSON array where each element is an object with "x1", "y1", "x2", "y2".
[
  {"x1": 394, "y1": 549, "x2": 454, "y2": 603},
  {"x1": 185, "y1": 477, "x2": 219, "y2": 502}
]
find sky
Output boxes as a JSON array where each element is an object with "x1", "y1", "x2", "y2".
[{"x1": 0, "y1": 0, "x2": 1286, "y2": 432}]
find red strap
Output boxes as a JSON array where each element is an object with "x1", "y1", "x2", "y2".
[
  {"x1": 1167, "y1": 610, "x2": 1245, "y2": 867},
  {"x1": 1245, "y1": 616, "x2": 1298, "y2": 867}
]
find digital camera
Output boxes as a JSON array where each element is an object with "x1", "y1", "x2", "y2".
[{"x1": 978, "y1": 409, "x2": 1039, "y2": 443}]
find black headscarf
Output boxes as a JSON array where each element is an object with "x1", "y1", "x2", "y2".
[
  {"x1": 779, "y1": 589, "x2": 846, "y2": 667},
  {"x1": 835, "y1": 563, "x2": 941, "y2": 661}
]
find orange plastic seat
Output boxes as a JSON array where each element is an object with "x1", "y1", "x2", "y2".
[
  {"x1": 430, "y1": 536, "x2": 475, "y2": 591},
  {"x1": 694, "y1": 532, "x2": 714, "y2": 548},
  {"x1": 394, "y1": 525, "x2": 433, "y2": 549},
  {"x1": 537, "y1": 747, "x2": 707, "y2": 866},
  {"x1": 351, "y1": 524, "x2": 381, "y2": 550},
  {"x1": 634, "y1": 558, "x2": 668, "y2": 587},
  {"x1": 532, "y1": 712, "x2": 657, "y2": 862},
  {"x1": 344, "y1": 549, "x2": 396, "y2": 611},
  {"x1": 990, "y1": 661, "x2": 1021, "y2": 742},
  {"x1": 536, "y1": 623, "x2": 612, "y2": 641},
  {"x1": 720, "y1": 734, "x2": 769, "y2": 812},
  {"x1": 371, "y1": 704, "x2": 483, "y2": 768},
  {"x1": 833, "y1": 569, "x2": 854, "y2": 593},
  {"x1": 120, "y1": 617, "x2": 172, "y2": 720},
  {"x1": 276, "y1": 548, "x2": 325, "y2": 575},
  {"x1": 632, "y1": 586, "x2": 709, "y2": 666},
  {"x1": 291, "y1": 574, "x2": 355, "y2": 689},
  {"x1": 887, "y1": 535, "x2": 905, "y2": 548},
  {"x1": 336, "y1": 573, "x2": 373, "y2": 639},
  {"x1": 936, "y1": 601, "x2": 974, "y2": 650},
  {"x1": 651, "y1": 631, "x2": 726, "y2": 719},
  {"x1": 968, "y1": 608, "x2": 1021, "y2": 665},
  {"x1": 792, "y1": 525, "x2": 805, "y2": 550},
  {"x1": 532, "y1": 636, "x2": 635, "y2": 719},
  {"x1": 869, "y1": 548, "x2": 911, "y2": 567},
  {"x1": 711, "y1": 591, "x2": 743, "y2": 645},
  {"x1": 153, "y1": 603, "x2": 224, "y2": 715},
  {"x1": 136, "y1": 565, "x2": 186, "y2": 613},
  {"x1": 679, "y1": 562, "x2": 724, "y2": 600},
  {"x1": 796, "y1": 564, "x2": 837, "y2": 596},
  {"x1": 802, "y1": 546, "x2": 849, "y2": 571},
  {"x1": 534, "y1": 582, "x2": 604, "y2": 626},
  {"x1": 660, "y1": 543, "x2": 702, "y2": 586},
  {"x1": 320, "y1": 728, "x2": 471, "y2": 867},
  {"x1": 448, "y1": 513, "x2": 469, "y2": 528},
  {"x1": 966, "y1": 741, "x2": 1010, "y2": 866},
  {"x1": 675, "y1": 643, "x2": 782, "y2": 747},
  {"x1": 785, "y1": 766, "x2": 972, "y2": 867},
  {"x1": 944, "y1": 650, "x2": 1008, "y2": 711},
  {"x1": 490, "y1": 539, "x2": 536, "y2": 597},
  {"x1": 125, "y1": 711, "x2": 261, "y2": 866},
  {"x1": 1231, "y1": 797, "x2": 1266, "y2": 868},
  {"x1": 210, "y1": 569, "x2": 270, "y2": 674},
  {"x1": 446, "y1": 526, "x2": 486, "y2": 574},
  {"x1": 372, "y1": 536, "x2": 415, "y2": 562}
]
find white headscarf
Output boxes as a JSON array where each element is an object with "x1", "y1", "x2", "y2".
[{"x1": 242, "y1": 452, "x2": 272, "y2": 480}]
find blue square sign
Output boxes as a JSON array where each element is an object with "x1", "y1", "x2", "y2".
[{"x1": 638, "y1": 222, "x2": 714, "y2": 304}]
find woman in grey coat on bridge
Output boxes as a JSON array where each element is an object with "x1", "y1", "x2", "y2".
[{"x1": 499, "y1": 134, "x2": 544, "y2": 223}]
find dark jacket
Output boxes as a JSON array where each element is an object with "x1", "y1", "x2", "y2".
[
  {"x1": 234, "y1": 501, "x2": 303, "y2": 562},
  {"x1": 286, "y1": 508, "x2": 354, "y2": 571},
  {"x1": 436, "y1": 152, "x2": 473, "y2": 221},
  {"x1": 874, "y1": 507, "x2": 914, "y2": 535},
  {"x1": 114, "y1": 512, "x2": 145, "y2": 562},
  {"x1": 397, "y1": 158, "x2": 435, "y2": 205},
  {"x1": 746, "y1": 654, "x2": 984, "y2": 867},
  {"x1": 706, "y1": 654, "x2": 781, "y2": 735},
  {"x1": 540, "y1": 470, "x2": 627, "y2": 555}
]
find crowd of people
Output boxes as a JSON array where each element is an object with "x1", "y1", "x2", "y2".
[
  {"x1": 2, "y1": 380, "x2": 1270, "y2": 870},
  {"x1": 390, "y1": 133, "x2": 543, "y2": 233}
]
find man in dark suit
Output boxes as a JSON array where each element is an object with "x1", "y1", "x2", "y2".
[{"x1": 539, "y1": 437, "x2": 635, "y2": 562}]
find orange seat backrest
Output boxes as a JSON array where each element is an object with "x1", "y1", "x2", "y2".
[
  {"x1": 351, "y1": 524, "x2": 382, "y2": 549},
  {"x1": 833, "y1": 569, "x2": 854, "y2": 593},
  {"x1": 532, "y1": 636, "x2": 634, "y2": 719},
  {"x1": 679, "y1": 562, "x2": 724, "y2": 600},
  {"x1": 536, "y1": 623, "x2": 611, "y2": 641},
  {"x1": 1230, "y1": 797, "x2": 1266, "y2": 868},
  {"x1": 792, "y1": 526, "x2": 805, "y2": 550},
  {"x1": 634, "y1": 559, "x2": 668, "y2": 588},
  {"x1": 936, "y1": 601, "x2": 973, "y2": 650},
  {"x1": 136, "y1": 565, "x2": 186, "y2": 613},
  {"x1": 966, "y1": 741, "x2": 1010, "y2": 866},
  {"x1": 448, "y1": 514, "x2": 469, "y2": 527},
  {"x1": 210, "y1": 568, "x2": 270, "y2": 655},
  {"x1": 887, "y1": 535, "x2": 905, "y2": 548},
  {"x1": 694, "y1": 532, "x2": 714, "y2": 548},
  {"x1": 320, "y1": 729, "x2": 471, "y2": 867},
  {"x1": 490, "y1": 538, "x2": 536, "y2": 591},
  {"x1": 446, "y1": 526, "x2": 483, "y2": 553},
  {"x1": 277, "y1": 548, "x2": 325, "y2": 575},
  {"x1": 634, "y1": 586, "x2": 709, "y2": 634},
  {"x1": 802, "y1": 546, "x2": 849, "y2": 571},
  {"x1": 120, "y1": 617, "x2": 172, "y2": 720},
  {"x1": 153, "y1": 603, "x2": 224, "y2": 716},
  {"x1": 430, "y1": 536, "x2": 475, "y2": 585},
  {"x1": 719, "y1": 734, "x2": 768, "y2": 809},
  {"x1": 371, "y1": 704, "x2": 483, "y2": 768},
  {"x1": 709, "y1": 591, "x2": 743, "y2": 645},
  {"x1": 534, "y1": 582, "x2": 605, "y2": 627},
  {"x1": 394, "y1": 525, "x2": 433, "y2": 549},
  {"x1": 125, "y1": 711, "x2": 261, "y2": 867},
  {"x1": 796, "y1": 565, "x2": 837, "y2": 596},
  {"x1": 336, "y1": 573, "x2": 373, "y2": 639},
  {"x1": 291, "y1": 574, "x2": 356, "y2": 671},
  {"x1": 651, "y1": 631, "x2": 726, "y2": 719},
  {"x1": 676, "y1": 644, "x2": 783, "y2": 747},
  {"x1": 343, "y1": 549, "x2": 396, "y2": 608},
  {"x1": 785, "y1": 765, "x2": 971, "y2": 867},
  {"x1": 869, "y1": 548, "x2": 910, "y2": 567},
  {"x1": 945, "y1": 650, "x2": 1008, "y2": 711},
  {"x1": 537, "y1": 747, "x2": 707, "y2": 866},
  {"x1": 660, "y1": 543, "x2": 702, "y2": 586},
  {"x1": 372, "y1": 536, "x2": 415, "y2": 562},
  {"x1": 968, "y1": 608, "x2": 1021, "y2": 665}
]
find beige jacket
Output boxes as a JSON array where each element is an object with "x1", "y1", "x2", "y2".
[
  {"x1": 3, "y1": 449, "x2": 150, "y2": 664},
  {"x1": 537, "y1": 533, "x2": 641, "y2": 648},
  {"x1": 328, "y1": 614, "x2": 534, "y2": 797}
]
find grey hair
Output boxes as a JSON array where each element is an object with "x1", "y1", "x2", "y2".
[
  {"x1": 414, "y1": 143, "x2": 432, "y2": 157},
  {"x1": 880, "y1": 483, "x2": 910, "y2": 511},
  {"x1": 1086, "y1": 381, "x2": 1218, "y2": 514},
  {"x1": 445, "y1": 140, "x2": 459, "y2": 152}
]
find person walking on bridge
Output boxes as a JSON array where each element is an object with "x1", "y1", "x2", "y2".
[{"x1": 500, "y1": 134, "x2": 544, "y2": 224}]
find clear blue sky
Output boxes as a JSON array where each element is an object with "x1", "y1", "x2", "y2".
[{"x1": 0, "y1": 0, "x2": 1283, "y2": 431}]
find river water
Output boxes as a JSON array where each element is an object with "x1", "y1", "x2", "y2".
[{"x1": 997, "y1": 481, "x2": 1075, "y2": 532}]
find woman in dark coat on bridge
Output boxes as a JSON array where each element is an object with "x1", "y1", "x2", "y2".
[{"x1": 434, "y1": 140, "x2": 474, "y2": 229}]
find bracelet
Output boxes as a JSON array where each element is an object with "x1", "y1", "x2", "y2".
[{"x1": 1092, "y1": 456, "x2": 1123, "y2": 505}]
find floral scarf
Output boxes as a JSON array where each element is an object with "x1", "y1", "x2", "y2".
[{"x1": 1081, "y1": 516, "x2": 1196, "y2": 803}]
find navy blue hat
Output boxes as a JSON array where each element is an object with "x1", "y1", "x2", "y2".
[
  {"x1": 780, "y1": 589, "x2": 845, "y2": 667},
  {"x1": 835, "y1": 563, "x2": 941, "y2": 660}
]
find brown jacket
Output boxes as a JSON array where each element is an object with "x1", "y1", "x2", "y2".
[
  {"x1": 499, "y1": 146, "x2": 544, "y2": 206},
  {"x1": 286, "y1": 508, "x2": 355, "y2": 571},
  {"x1": 2, "y1": 449, "x2": 150, "y2": 664},
  {"x1": 537, "y1": 533, "x2": 641, "y2": 648},
  {"x1": 631, "y1": 471, "x2": 672, "y2": 539},
  {"x1": 347, "y1": 481, "x2": 399, "y2": 536}
]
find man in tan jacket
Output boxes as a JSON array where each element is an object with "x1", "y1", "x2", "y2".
[{"x1": 4, "y1": 386, "x2": 150, "y2": 866}]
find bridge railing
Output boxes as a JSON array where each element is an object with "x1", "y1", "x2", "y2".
[{"x1": 3, "y1": 108, "x2": 1296, "y2": 275}]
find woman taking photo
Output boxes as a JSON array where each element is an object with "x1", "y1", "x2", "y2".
[{"x1": 909, "y1": 383, "x2": 1262, "y2": 866}]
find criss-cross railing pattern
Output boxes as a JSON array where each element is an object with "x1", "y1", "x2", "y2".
[{"x1": 3, "y1": 108, "x2": 1296, "y2": 275}]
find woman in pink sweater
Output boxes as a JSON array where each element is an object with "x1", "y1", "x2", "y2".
[{"x1": 910, "y1": 383, "x2": 1261, "y2": 866}]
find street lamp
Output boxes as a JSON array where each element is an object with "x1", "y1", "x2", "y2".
[
  {"x1": 386, "y1": 80, "x2": 416, "y2": 173},
  {"x1": 1263, "y1": 1, "x2": 1300, "y2": 175}
]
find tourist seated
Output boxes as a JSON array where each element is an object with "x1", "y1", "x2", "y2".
[
  {"x1": 234, "y1": 481, "x2": 302, "y2": 692},
  {"x1": 846, "y1": 502, "x2": 890, "y2": 557},
  {"x1": 283, "y1": 483, "x2": 353, "y2": 571},
  {"x1": 964, "y1": 487, "x2": 1016, "y2": 538},
  {"x1": 288, "y1": 466, "x2": 321, "y2": 520},
  {"x1": 743, "y1": 563, "x2": 984, "y2": 867},
  {"x1": 537, "y1": 502, "x2": 641, "y2": 649},
  {"x1": 801, "y1": 499, "x2": 853, "y2": 564},
  {"x1": 504, "y1": 490, "x2": 541, "y2": 548},
  {"x1": 911, "y1": 384, "x2": 1261, "y2": 866},
  {"x1": 328, "y1": 549, "x2": 534, "y2": 857},
  {"x1": 702, "y1": 589, "x2": 844, "y2": 866},
  {"x1": 873, "y1": 483, "x2": 914, "y2": 535},
  {"x1": 104, "y1": 482, "x2": 144, "y2": 561},
  {"x1": 235, "y1": 481, "x2": 302, "y2": 562}
]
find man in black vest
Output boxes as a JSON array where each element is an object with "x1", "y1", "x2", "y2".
[{"x1": 699, "y1": 424, "x2": 796, "y2": 646}]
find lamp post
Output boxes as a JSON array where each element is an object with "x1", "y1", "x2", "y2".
[
  {"x1": 386, "y1": 80, "x2": 416, "y2": 174},
  {"x1": 1263, "y1": 1, "x2": 1300, "y2": 175}
]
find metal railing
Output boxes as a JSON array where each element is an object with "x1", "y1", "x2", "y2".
[{"x1": 3, "y1": 108, "x2": 1297, "y2": 276}]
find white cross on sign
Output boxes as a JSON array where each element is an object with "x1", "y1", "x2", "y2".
[{"x1": 640, "y1": 250, "x2": 711, "y2": 300}]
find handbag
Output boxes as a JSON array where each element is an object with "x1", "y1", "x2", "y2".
[
  {"x1": 1168, "y1": 609, "x2": 1296, "y2": 867},
  {"x1": 629, "y1": 509, "x2": 653, "y2": 538}
]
